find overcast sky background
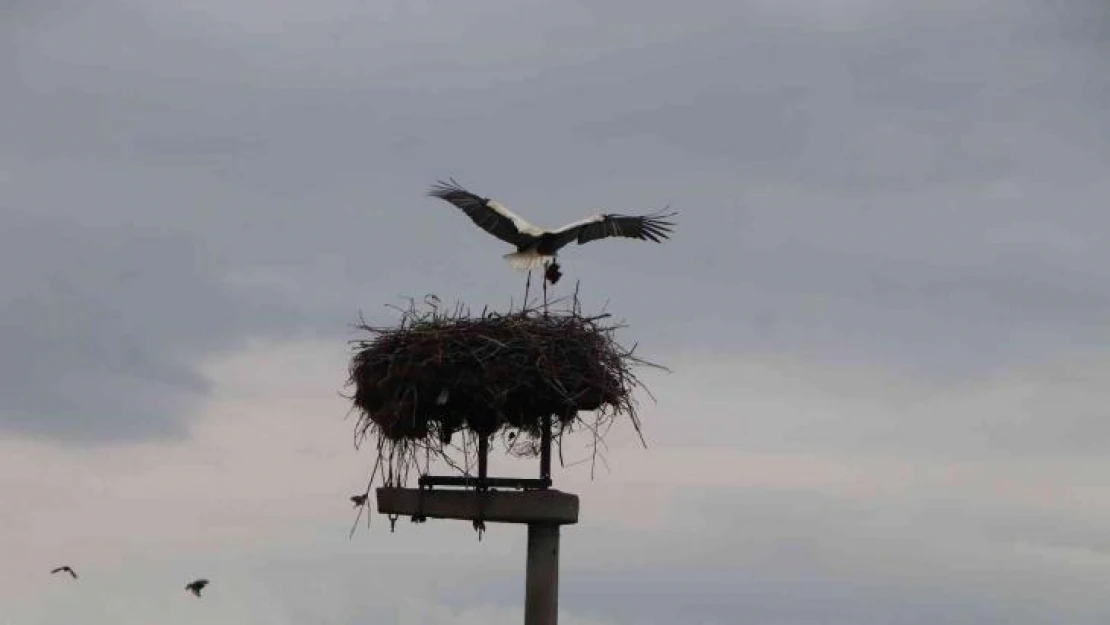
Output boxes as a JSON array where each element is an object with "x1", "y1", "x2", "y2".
[{"x1": 2, "y1": 0, "x2": 1110, "y2": 623}]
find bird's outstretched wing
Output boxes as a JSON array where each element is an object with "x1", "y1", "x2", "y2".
[
  {"x1": 51, "y1": 566, "x2": 77, "y2": 579},
  {"x1": 552, "y1": 209, "x2": 677, "y2": 247},
  {"x1": 427, "y1": 179, "x2": 540, "y2": 246}
]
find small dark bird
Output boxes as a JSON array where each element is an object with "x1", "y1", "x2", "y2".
[
  {"x1": 50, "y1": 565, "x2": 77, "y2": 579},
  {"x1": 428, "y1": 179, "x2": 676, "y2": 282},
  {"x1": 350, "y1": 494, "x2": 368, "y2": 507},
  {"x1": 185, "y1": 579, "x2": 209, "y2": 597}
]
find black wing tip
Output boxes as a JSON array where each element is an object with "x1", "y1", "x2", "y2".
[
  {"x1": 647, "y1": 207, "x2": 679, "y2": 221},
  {"x1": 605, "y1": 208, "x2": 678, "y2": 221},
  {"x1": 426, "y1": 177, "x2": 468, "y2": 198},
  {"x1": 592, "y1": 210, "x2": 676, "y2": 242},
  {"x1": 642, "y1": 210, "x2": 677, "y2": 241},
  {"x1": 427, "y1": 178, "x2": 494, "y2": 208}
]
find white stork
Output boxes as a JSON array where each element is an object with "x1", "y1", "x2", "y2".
[{"x1": 427, "y1": 179, "x2": 676, "y2": 284}]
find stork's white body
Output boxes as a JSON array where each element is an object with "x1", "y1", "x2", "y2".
[
  {"x1": 486, "y1": 202, "x2": 614, "y2": 271},
  {"x1": 485, "y1": 199, "x2": 559, "y2": 270}
]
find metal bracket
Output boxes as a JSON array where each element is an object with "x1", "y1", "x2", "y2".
[{"x1": 413, "y1": 414, "x2": 557, "y2": 527}]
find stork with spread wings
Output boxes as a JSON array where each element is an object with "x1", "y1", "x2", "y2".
[{"x1": 428, "y1": 179, "x2": 676, "y2": 284}]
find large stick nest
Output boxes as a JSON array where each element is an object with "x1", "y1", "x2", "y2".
[{"x1": 345, "y1": 290, "x2": 661, "y2": 492}]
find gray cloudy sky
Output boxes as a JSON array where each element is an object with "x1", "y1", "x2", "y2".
[{"x1": 3, "y1": 0, "x2": 1110, "y2": 623}]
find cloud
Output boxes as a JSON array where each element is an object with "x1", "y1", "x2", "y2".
[
  {"x1": 1, "y1": 1, "x2": 1106, "y2": 446},
  {"x1": 0, "y1": 211, "x2": 305, "y2": 442},
  {"x1": 4, "y1": 339, "x2": 1110, "y2": 622}
]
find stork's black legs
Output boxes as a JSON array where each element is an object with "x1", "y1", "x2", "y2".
[{"x1": 524, "y1": 269, "x2": 533, "y2": 308}]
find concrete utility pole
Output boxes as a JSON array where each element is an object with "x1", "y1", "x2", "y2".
[
  {"x1": 376, "y1": 417, "x2": 576, "y2": 625},
  {"x1": 525, "y1": 522, "x2": 561, "y2": 624},
  {"x1": 377, "y1": 487, "x2": 576, "y2": 625}
]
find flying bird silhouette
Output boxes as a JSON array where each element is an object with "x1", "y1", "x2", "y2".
[
  {"x1": 350, "y1": 494, "x2": 368, "y2": 507},
  {"x1": 428, "y1": 179, "x2": 676, "y2": 283},
  {"x1": 185, "y1": 579, "x2": 209, "y2": 597},
  {"x1": 50, "y1": 565, "x2": 77, "y2": 579}
]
